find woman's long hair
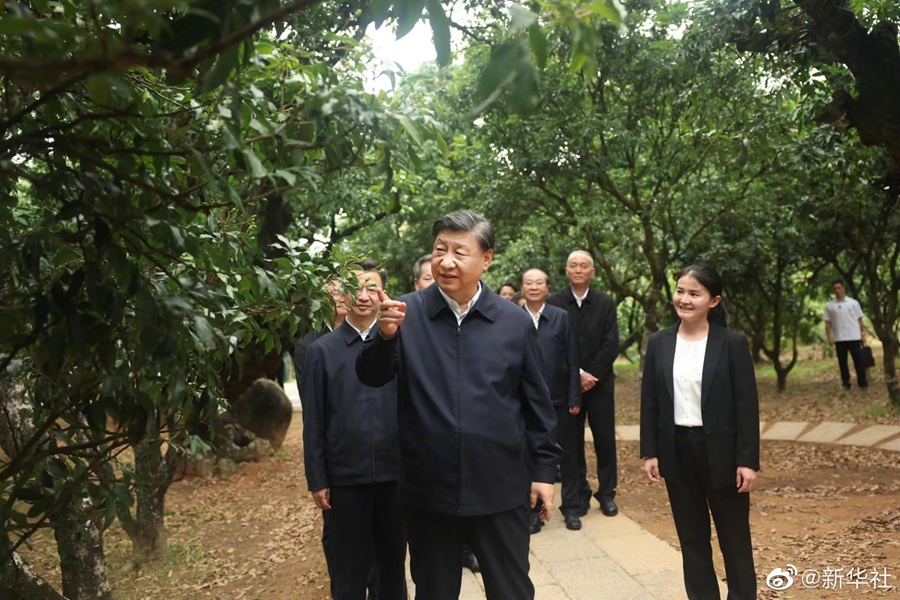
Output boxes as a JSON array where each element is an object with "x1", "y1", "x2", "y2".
[{"x1": 678, "y1": 264, "x2": 728, "y2": 328}]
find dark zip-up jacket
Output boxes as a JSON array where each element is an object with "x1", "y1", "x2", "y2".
[
  {"x1": 301, "y1": 321, "x2": 400, "y2": 491},
  {"x1": 294, "y1": 327, "x2": 329, "y2": 403},
  {"x1": 547, "y1": 287, "x2": 619, "y2": 387},
  {"x1": 356, "y1": 282, "x2": 561, "y2": 516},
  {"x1": 531, "y1": 304, "x2": 581, "y2": 409}
]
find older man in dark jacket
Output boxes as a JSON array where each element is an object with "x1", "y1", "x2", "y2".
[
  {"x1": 521, "y1": 268, "x2": 582, "y2": 533},
  {"x1": 547, "y1": 250, "x2": 620, "y2": 518},
  {"x1": 357, "y1": 211, "x2": 560, "y2": 600},
  {"x1": 302, "y1": 263, "x2": 405, "y2": 600}
]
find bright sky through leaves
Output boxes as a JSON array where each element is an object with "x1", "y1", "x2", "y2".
[{"x1": 366, "y1": 21, "x2": 439, "y2": 92}]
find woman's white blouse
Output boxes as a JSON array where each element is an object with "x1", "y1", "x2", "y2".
[{"x1": 673, "y1": 335, "x2": 707, "y2": 426}]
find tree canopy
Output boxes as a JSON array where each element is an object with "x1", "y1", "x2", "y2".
[{"x1": 2, "y1": 0, "x2": 899, "y2": 597}]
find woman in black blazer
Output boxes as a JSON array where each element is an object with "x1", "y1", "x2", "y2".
[{"x1": 640, "y1": 265, "x2": 760, "y2": 600}]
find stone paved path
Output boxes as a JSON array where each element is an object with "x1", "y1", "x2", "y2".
[
  {"x1": 287, "y1": 385, "x2": 900, "y2": 598},
  {"x1": 404, "y1": 488, "x2": 725, "y2": 600},
  {"x1": 593, "y1": 421, "x2": 900, "y2": 451}
]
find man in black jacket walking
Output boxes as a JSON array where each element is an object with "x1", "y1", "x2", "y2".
[
  {"x1": 547, "y1": 250, "x2": 620, "y2": 517},
  {"x1": 357, "y1": 211, "x2": 560, "y2": 600},
  {"x1": 521, "y1": 268, "x2": 583, "y2": 533},
  {"x1": 302, "y1": 263, "x2": 405, "y2": 600}
]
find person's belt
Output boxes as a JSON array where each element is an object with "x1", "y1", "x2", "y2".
[{"x1": 674, "y1": 425, "x2": 704, "y2": 434}]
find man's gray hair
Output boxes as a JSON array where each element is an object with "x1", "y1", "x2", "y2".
[
  {"x1": 431, "y1": 210, "x2": 494, "y2": 252},
  {"x1": 413, "y1": 254, "x2": 431, "y2": 280},
  {"x1": 567, "y1": 250, "x2": 594, "y2": 266}
]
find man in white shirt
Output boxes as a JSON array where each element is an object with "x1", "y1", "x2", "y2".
[{"x1": 824, "y1": 280, "x2": 868, "y2": 390}]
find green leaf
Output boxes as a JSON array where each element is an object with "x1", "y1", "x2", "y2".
[
  {"x1": 190, "y1": 150, "x2": 221, "y2": 194},
  {"x1": 407, "y1": 145, "x2": 423, "y2": 171},
  {"x1": 426, "y1": 0, "x2": 451, "y2": 67},
  {"x1": 86, "y1": 73, "x2": 112, "y2": 106},
  {"x1": 256, "y1": 41, "x2": 276, "y2": 55},
  {"x1": 436, "y1": 132, "x2": 450, "y2": 160},
  {"x1": 201, "y1": 44, "x2": 240, "y2": 94},
  {"x1": 528, "y1": 24, "x2": 548, "y2": 70},
  {"x1": 476, "y1": 40, "x2": 525, "y2": 99},
  {"x1": 396, "y1": 114, "x2": 424, "y2": 145},
  {"x1": 194, "y1": 316, "x2": 216, "y2": 347},
  {"x1": 509, "y1": 61, "x2": 540, "y2": 116},
  {"x1": 396, "y1": 0, "x2": 424, "y2": 39},
  {"x1": 588, "y1": 0, "x2": 626, "y2": 28},
  {"x1": 569, "y1": 51, "x2": 589, "y2": 74},
  {"x1": 509, "y1": 4, "x2": 537, "y2": 34},
  {"x1": 273, "y1": 169, "x2": 297, "y2": 185},
  {"x1": 242, "y1": 149, "x2": 267, "y2": 179}
]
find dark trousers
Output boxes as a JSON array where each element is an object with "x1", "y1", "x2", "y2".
[
  {"x1": 406, "y1": 505, "x2": 533, "y2": 600},
  {"x1": 532, "y1": 404, "x2": 582, "y2": 517},
  {"x1": 574, "y1": 376, "x2": 617, "y2": 511},
  {"x1": 322, "y1": 482, "x2": 406, "y2": 600},
  {"x1": 665, "y1": 427, "x2": 756, "y2": 600},
  {"x1": 836, "y1": 340, "x2": 868, "y2": 389},
  {"x1": 322, "y1": 521, "x2": 380, "y2": 598}
]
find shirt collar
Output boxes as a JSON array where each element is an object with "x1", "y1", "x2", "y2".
[
  {"x1": 426, "y1": 281, "x2": 497, "y2": 323},
  {"x1": 571, "y1": 287, "x2": 590, "y2": 303},
  {"x1": 340, "y1": 319, "x2": 375, "y2": 344},
  {"x1": 438, "y1": 283, "x2": 483, "y2": 322},
  {"x1": 526, "y1": 302, "x2": 546, "y2": 327}
]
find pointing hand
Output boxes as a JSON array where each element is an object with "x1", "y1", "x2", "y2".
[{"x1": 376, "y1": 288, "x2": 406, "y2": 340}]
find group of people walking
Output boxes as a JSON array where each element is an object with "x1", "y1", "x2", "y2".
[{"x1": 296, "y1": 210, "x2": 761, "y2": 600}]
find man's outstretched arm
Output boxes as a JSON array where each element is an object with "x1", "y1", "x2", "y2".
[{"x1": 356, "y1": 288, "x2": 405, "y2": 388}]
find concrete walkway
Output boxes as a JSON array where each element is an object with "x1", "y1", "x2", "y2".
[
  {"x1": 595, "y1": 422, "x2": 900, "y2": 451},
  {"x1": 405, "y1": 488, "x2": 724, "y2": 600}
]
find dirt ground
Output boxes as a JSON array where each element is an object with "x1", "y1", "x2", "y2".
[{"x1": 18, "y1": 354, "x2": 900, "y2": 599}]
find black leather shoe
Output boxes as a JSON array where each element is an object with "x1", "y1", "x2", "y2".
[
  {"x1": 599, "y1": 496, "x2": 618, "y2": 517},
  {"x1": 564, "y1": 514, "x2": 582, "y2": 530},
  {"x1": 462, "y1": 549, "x2": 480, "y2": 573},
  {"x1": 529, "y1": 514, "x2": 543, "y2": 534}
]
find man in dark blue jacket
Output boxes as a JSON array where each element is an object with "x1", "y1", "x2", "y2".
[
  {"x1": 412, "y1": 254, "x2": 481, "y2": 576},
  {"x1": 302, "y1": 263, "x2": 405, "y2": 600},
  {"x1": 357, "y1": 211, "x2": 560, "y2": 600},
  {"x1": 521, "y1": 268, "x2": 583, "y2": 533}
]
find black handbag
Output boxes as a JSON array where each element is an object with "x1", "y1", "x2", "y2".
[{"x1": 861, "y1": 343, "x2": 876, "y2": 369}]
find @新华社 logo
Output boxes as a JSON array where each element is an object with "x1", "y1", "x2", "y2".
[{"x1": 766, "y1": 564, "x2": 798, "y2": 590}]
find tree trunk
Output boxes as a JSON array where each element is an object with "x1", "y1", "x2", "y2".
[
  {"x1": 775, "y1": 367, "x2": 788, "y2": 393},
  {"x1": 128, "y1": 486, "x2": 168, "y2": 564},
  {"x1": 54, "y1": 496, "x2": 113, "y2": 600},
  {"x1": 638, "y1": 297, "x2": 662, "y2": 372},
  {"x1": 0, "y1": 382, "x2": 67, "y2": 600},
  {"x1": 883, "y1": 336, "x2": 900, "y2": 408},
  {"x1": 0, "y1": 540, "x2": 67, "y2": 600},
  {"x1": 751, "y1": 337, "x2": 765, "y2": 365},
  {"x1": 0, "y1": 379, "x2": 113, "y2": 600},
  {"x1": 119, "y1": 418, "x2": 180, "y2": 565}
]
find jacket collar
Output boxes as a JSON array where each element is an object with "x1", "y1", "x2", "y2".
[
  {"x1": 425, "y1": 281, "x2": 497, "y2": 323},
  {"x1": 660, "y1": 322, "x2": 726, "y2": 407},
  {"x1": 338, "y1": 319, "x2": 371, "y2": 346},
  {"x1": 558, "y1": 286, "x2": 594, "y2": 305}
]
